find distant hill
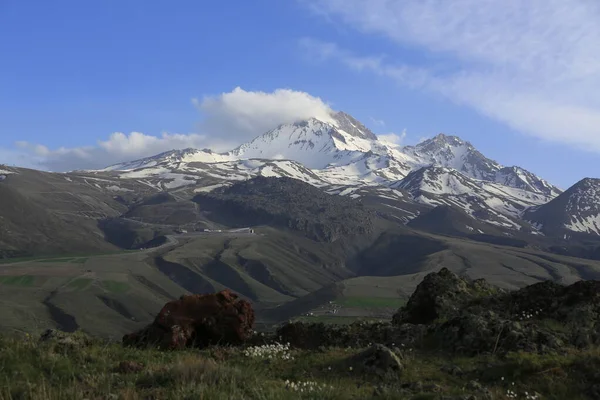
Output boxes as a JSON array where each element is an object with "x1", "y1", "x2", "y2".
[{"x1": 193, "y1": 176, "x2": 380, "y2": 242}]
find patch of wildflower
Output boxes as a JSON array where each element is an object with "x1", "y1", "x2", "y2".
[
  {"x1": 517, "y1": 309, "x2": 543, "y2": 321},
  {"x1": 501, "y1": 377, "x2": 541, "y2": 399},
  {"x1": 525, "y1": 391, "x2": 541, "y2": 399},
  {"x1": 243, "y1": 342, "x2": 293, "y2": 360},
  {"x1": 284, "y1": 380, "x2": 333, "y2": 393}
]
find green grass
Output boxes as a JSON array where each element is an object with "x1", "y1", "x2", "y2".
[
  {"x1": 36, "y1": 258, "x2": 76, "y2": 263},
  {"x1": 0, "y1": 332, "x2": 595, "y2": 400},
  {"x1": 36, "y1": 257, "x2": 89, "y2": 264},
  {"x1": 101, "y1": 280, "x2": 130, "y2": 294},
  {"x1": 67, "y1": 278, "x2": 93, "y2": 291},
  {"x1": 0, "y1": 275, "x2": 35, "y2": 287},
  {"x1": 0, "y1": 250, "x2": 137, "y2": 265},
  {"x1": 293, "y1": 316, "x2": 386, "y2": 325},
  {"x1": 335, "y1": 296, "x2": 407, "y2": 308}
]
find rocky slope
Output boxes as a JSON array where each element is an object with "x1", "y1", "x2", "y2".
[
  {"x1": 525, "y1": 178, "x2": 600, "y2": 238},
  {"x1": 277, "y1": 267, "x2": 600, "y2": 356},
  {"x1": 193, "y1": 176, "x2": 379, "y2": 242},
  {"x1": 85, "y1": 111, "x2": 571, "y2": 242},
  {"x1": 1, "y1": 111, "x2": 598, "y2": 260}
]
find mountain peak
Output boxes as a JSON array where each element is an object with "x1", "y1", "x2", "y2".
[
  {"x1": 562, "y1": 178, "x2": 600, "y2": 202},
  {"x1": 230, "y1": 112, "x2": 384, "y2": 169},
  {"x1": 290, "y1": 117, "x2": 330, "y2": 129},
  {"x1": 575, "y1": 177, "x2": 600, "y2": 188},
  {"x1": 525, "y1": 177, "x2": 600, "y2": 236},
  {"x1": 331, "y1": 111, "x2": 378, "y2": 141},
  {"x1": 101, "y1": 147, "x2": 233, "y2": 172},
  {"x1": 417, "y1": 133, "x2": 470, "y2": 150},
  {"x1": 402, "y1": 133, "x2": 501, "y2": 182}
]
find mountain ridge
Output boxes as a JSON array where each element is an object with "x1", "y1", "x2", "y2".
[
  {"x1": 83, "y1": 111, "x2": 593, "y2": 240},
  {"x1": 8, "y1": 111, "x2": 596, "y2": 242}
]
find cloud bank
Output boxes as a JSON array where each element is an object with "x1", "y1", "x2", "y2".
[
  {"x1": 195, "y1": 87, "x2": 336, "y2": 141},
  {"x1": 302, "y1": 0, "x2": 600, "y2": 152},
  {"x1": 8, "y1": 88, "x2": 337, "y2": 172},
  {"x1": 15, "y1": 132, "x2": 226, "y2": 172},
  {"x1": 377, "y1": 129, "x2": 407, "y2": 146}
]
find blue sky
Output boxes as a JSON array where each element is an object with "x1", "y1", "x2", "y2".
[{"x1": 1, "y1": 0, "x2": 598, "y2": 188}]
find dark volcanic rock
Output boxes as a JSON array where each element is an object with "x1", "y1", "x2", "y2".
[
  {"x1": 276, "y1": 321, "x2": 426, "y2": 350},
  {"x1": 193, "y1": 176, "x2": 376, "y2": 242},
  {"x1": 348, "y1": 344, "x2": 404, "y2": 380},
  {"x1": 273, "y1": 269, "x2": 600, "y2": 356},
  {"x1": 391, "y1": 268, "x2": 600, "y2": 355},
  {"x1": 392, "y1": 267, "x2": 500, "y2": 325},
  {"x1": 122, "y1": 290, "x2": 254, "y2": 350}
]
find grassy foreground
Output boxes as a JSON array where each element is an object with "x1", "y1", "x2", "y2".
[{"x1": 0, "y1": 331, "x2": 597, "y2": 400}]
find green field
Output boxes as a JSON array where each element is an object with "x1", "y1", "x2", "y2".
[
  {"x1": 293, "y1": 315, "x2": 386, "y2": 325},
  {"x1": 334, "y1": 296, "x2": 406, "y2": 308},
  {"x1": 0, "y1": 275, "x2": 35, "y2": 287},
  {"x1": 2, "y1": 228, "x2": 600, "y2": 341},
  {"x1": 101, "y1": 280, "x2": 131, "y2": 294},
  {"x1": 67, "y1": 278, "x2": 93, "y2": 291},
  {"x1": 36, "y1": 258, "x2": 74, "y2": 263},
  {"x1": 0, "y1": 250, "x2": 137, "y2": 265},
  {"x1": 37, "y1": 257, "x2": 89, "y2": 264}
]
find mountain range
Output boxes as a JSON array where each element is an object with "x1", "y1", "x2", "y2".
[
  {"x1": 76, "y1": 110, "x2": 595, "y2": 241},
  {"x1": 1, "y1": 111, "x2": 598, "y2": 256},
  {"x1": 2, "y1": 110, "x2": 600, "y2": 338}
]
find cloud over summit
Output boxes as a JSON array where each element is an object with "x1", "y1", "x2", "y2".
[
  {"x1": 196, "y1": 87, "x2": 336, "y2": 140},
  {"x1": 9, "y1": 88, "x2": 339, "y2": 171}
]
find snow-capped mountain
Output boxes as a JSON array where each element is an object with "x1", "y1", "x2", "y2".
[
  {"x1": 90, "y1": 111, "x2": 575, "y2": 237},
  {"x1": 231, "y1": 118, "x2": 364, "y2": 169},
  {"x1": 390, "y1": 166, "x2": 551, "y2": 230},
  {"x1": 525, "y1": 178, "x2": 600, "y2": 236},
  {"x1": 403, "y1": 134, "x2": 500, "y2": 181},
  {"x1": 330, "y1": 111, "x2": 379, "y2": 141},
  {"x1": 403, "y1": 134, "x2": 561, "y2": 196},
  {"x1": 100, "y1": 148, "x2": 234, "y2": 172},
  {"x1": 230, "y1": 112, "x2": 399, "y2": 170},
  {"x1": 494, "y1": 166, "x2": 561, "y2": 197}
]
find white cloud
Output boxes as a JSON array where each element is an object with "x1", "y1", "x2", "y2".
[
  {"x1": 302, "y1": 0, "x2": 600, "y2": 152},
  {"x1": 0, "y1": 147, "x2": 40, "y2": 169},
  {"x1": 378, "y1": 129, "x2": 406, "y2": 145},
  {"x1": 14, "y1": 87, "x2": 337, "y2": 172},
  {"x1": 15, "y1": 132, "x2": 230, "y2": 172},
  {"x1": 369, "y1": 117, "x2": 385, "y2": 127},
  {"x1": 194, "y1": 87, "x2": 336, "y2": 141}
]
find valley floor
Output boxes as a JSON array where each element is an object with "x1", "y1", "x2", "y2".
[{"x1": 0, "y1": 331, "x2": 596, "y2": 400}]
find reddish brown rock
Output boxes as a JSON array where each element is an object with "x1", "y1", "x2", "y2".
[{"x1": 122, "y1": 290, "x2": 255, "y2": 349}]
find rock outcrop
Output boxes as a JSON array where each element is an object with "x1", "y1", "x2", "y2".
[
  {"x1": 271, "y1": 269, "x2": 600, "y2": 356},
  {"x1": 348, "y1": 344, "x2": 403, "y2": 380},
  {"x1": 276, "y1": 321, "x2": 426, "y2": 350},
  {"x1": 392, "y1": 267, "x2": 500, "y2": 325},
  {"x1": 122, "y1": 290, "x2": 254, "y2": 350},
  {"x1": 392, "y1": 268, "x2": 600, "y2": 355}
]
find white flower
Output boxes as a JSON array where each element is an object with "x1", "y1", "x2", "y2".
[
  {"x1": 285, "y1": 380, "x2": 333, "y2": 393},
  {"x1": 243, "y1": 342, "x2": 293, "y2": 360}
]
